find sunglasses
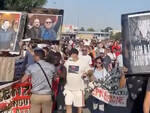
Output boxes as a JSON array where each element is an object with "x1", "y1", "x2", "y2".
[
  {"x1": 45, "y1": 21, "x2": 52, "y2": 24},
  {"x1": 96, "y1": 62, "x2": 102, "y2": 64}
]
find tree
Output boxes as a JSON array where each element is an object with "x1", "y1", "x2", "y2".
[
  {"x1": 80, "y1": 27, "x2": 85, "y2": 31},
  {"x1": 101, "y1": 29, "x2": 105, "y2": 32},
  {"x1": 87, "y1": 27, "x2": 95, "y2": 32},
  {"x1": 101, "y1": 27, "x2": 113, "y2": 32},
  {"x1": 104, "y1": 27, "x2": 113, "y2": 32},
  {"x1": 1, "y1": 0, "x2": 47, "y2": 11},
  {"x1": 110, "y1": 32, "x2": 122, "y2": 40},
  {"x1": 0, "y1": 0, "x2": 4, "y2": 10}
]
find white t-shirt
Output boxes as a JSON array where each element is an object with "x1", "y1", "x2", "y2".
[
  {"x1": 93, "y1": 68, "x2": 109, "y2": 81},
  {"x1": 64, "y1": 58, "x2": 90, "y2": 91},
  {"x1": 83, "y1": 40, "x2": 91, "y2": 46},
  {"x1": 99, "y1": 48, "x2": 105, "y2": 53},
  {"x1": 107, "y1": 53, "x2": 116, "y2": 61},
  {"x1": 117, "y1": 54, "x2": 123, "y2": 67},
  {"x1": 79, "y1": 54, "x2": 92, "y2": 65}
]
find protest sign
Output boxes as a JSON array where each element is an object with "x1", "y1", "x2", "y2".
[
  {"x1": 25, "y1": 13, "x2": 63, "y2": 41},
  {"x1": 92, "y1": 87, "x2": 128, "y2": 107},
  {"x1": 87, "y1": 67, "x2": 128, "y2": 107},
  {"x1": 122, "y1": 11, "x2": 150, "y2": 75},
  {"x1": 0, "y1": 11, "x2": 26, "y2": 53},
  {"x1": 0, "y1": 79, "x2": 31, "y2": 113}
]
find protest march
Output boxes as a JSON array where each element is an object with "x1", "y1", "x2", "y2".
[{"x1": 0, "y1": 1, "x2": 150, "y2": 113}]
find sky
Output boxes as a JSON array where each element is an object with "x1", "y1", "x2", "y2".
[{"x1": 45, "y1": 0, "x2": 150, "y2": 30}]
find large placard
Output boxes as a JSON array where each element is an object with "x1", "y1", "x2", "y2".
[
  {"x1": 87, "y1": 67, "x2": 128, "y2": 107},
  {"x1": 0, "y1": 79, "x2": 31, "y2": 113},
  {"x1": 122, "y1": 11, "x2": 150, "y2": 74},
  {"x1": 25, "y1": 13, "x2": 63, "y2": 40},
  {"x1": 0, "y1": 11, "x2": 26, "y2": 52}
]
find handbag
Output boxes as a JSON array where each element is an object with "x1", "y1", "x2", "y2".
[{"x1": 36, "y1": 62, "x2": 55, "y2": 102}]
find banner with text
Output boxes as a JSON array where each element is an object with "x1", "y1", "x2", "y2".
[
  {"x1": 89, "y1": 67, "x2": 128, "y2": 107},
  {"x1": 0, "y1": 79, "x2": 31, "y2": 113}
]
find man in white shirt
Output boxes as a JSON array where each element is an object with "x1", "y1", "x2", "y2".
[
  {"x1": 95, "y1": 42, "x2": 105, "y2": 58},
  {"x1": 79, "y1": 45, "x2": 92, "y2": 66},
  {"x1": 64, "y1": 48, "x2": 90, "y2": 113}
]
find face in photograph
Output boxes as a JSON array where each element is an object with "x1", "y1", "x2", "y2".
[
  {"x1": 33, "y1": 18, "x2": 40, "y2": 28},
  {"x1": 2, "y1": 20, "x2": 10, "y2": 31},
  {"x1": 44, "y1": 18, "x2": 53, "y2": 29}
]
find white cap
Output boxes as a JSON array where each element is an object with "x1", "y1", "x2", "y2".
[
  {"x1": 37, "y1": 44, "x2": 48, "y2": 49},
  {"x1": 22, "y1": 38, "x2": 31, "y2": 42}
]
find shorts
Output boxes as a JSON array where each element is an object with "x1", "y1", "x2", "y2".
[{"x1": 63, "y1": 89, "x2": 85, "y2": 107}]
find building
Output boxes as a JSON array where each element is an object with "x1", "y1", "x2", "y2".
[
  {"x1": 61, "y1": 25, "x2": 110, "y2": 40},
  {"x1": 111, "y1": 29, "x2": 121, "y2": 35},
  {"x1": 76, "y1": 31, "x2": 110, "y2": 40}
]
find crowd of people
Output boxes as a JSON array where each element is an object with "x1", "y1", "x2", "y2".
[{"x1": 14, "y1": 37, "x2": 150, "y2": 113}]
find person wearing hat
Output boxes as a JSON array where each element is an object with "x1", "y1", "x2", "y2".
[
  {"x1": 98, "y1": 49, "x2": 112, "y2": 72},
  {"x1": 21, "y1": 49, "x2": 56, "y2": 113}
]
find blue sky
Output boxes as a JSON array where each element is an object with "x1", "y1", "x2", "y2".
[{"x1": 45, "y1": 0, "x2": 150, "y2": 30}]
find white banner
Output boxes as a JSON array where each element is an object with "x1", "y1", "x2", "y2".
[
  {"x1": 87, "y1": 67, "x2": 128, "y2": 107},
  {"x1": 92, "y1": 87, "x2": 128, "y2": 107}
]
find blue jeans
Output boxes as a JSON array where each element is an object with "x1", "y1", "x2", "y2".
[{"x1": 91, "y1": 97, "x2": 104, "y2": 113}]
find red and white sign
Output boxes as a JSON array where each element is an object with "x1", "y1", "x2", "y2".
[
  {"x1": 0, "y1": 79, "x2": 31, "y2": 113},
  {"x1": 92, "y1": 87, "x2": 128, "y2": 107}
]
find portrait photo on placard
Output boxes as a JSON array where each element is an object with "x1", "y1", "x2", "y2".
[
  {"x1": 25, "y1": 13, "x2": 63, "y2": 41},
  {"x1": 0, "y1": 11, "x2": 24, "y2": 52}
]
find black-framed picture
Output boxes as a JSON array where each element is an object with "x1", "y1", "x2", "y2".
[
  {"x1": 122, "y1": 11, "x2": 150, "y2": 75},
  {"x1": 25, "y1": 13, "x2": 63, "y2": 41},
  {"x1": 0, "y1": 11, "x2": 26, "y2": 52}
]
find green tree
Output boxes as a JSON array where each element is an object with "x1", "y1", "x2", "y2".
[
  {"x1": 1, "y1": 0, "x2": 47, "y2": 11},
  {"x1": 0, "y1": 0, "x2": 4, "y2": 9},
  {"x1": 87, "y1": 27, "x2": 95, "y2": 32},
  {"x1": 101, "y1": 29, "x2": 105, "y2": 32},
  {"x1": 80, "y1": 27, "x2": 85, "y2": 31},
  {"x1": 104, "y1": 27, "x2": 113, "y2": 32},
  {"x1": 110, "y1": 32, "x2": 122, "y2": 40}
]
